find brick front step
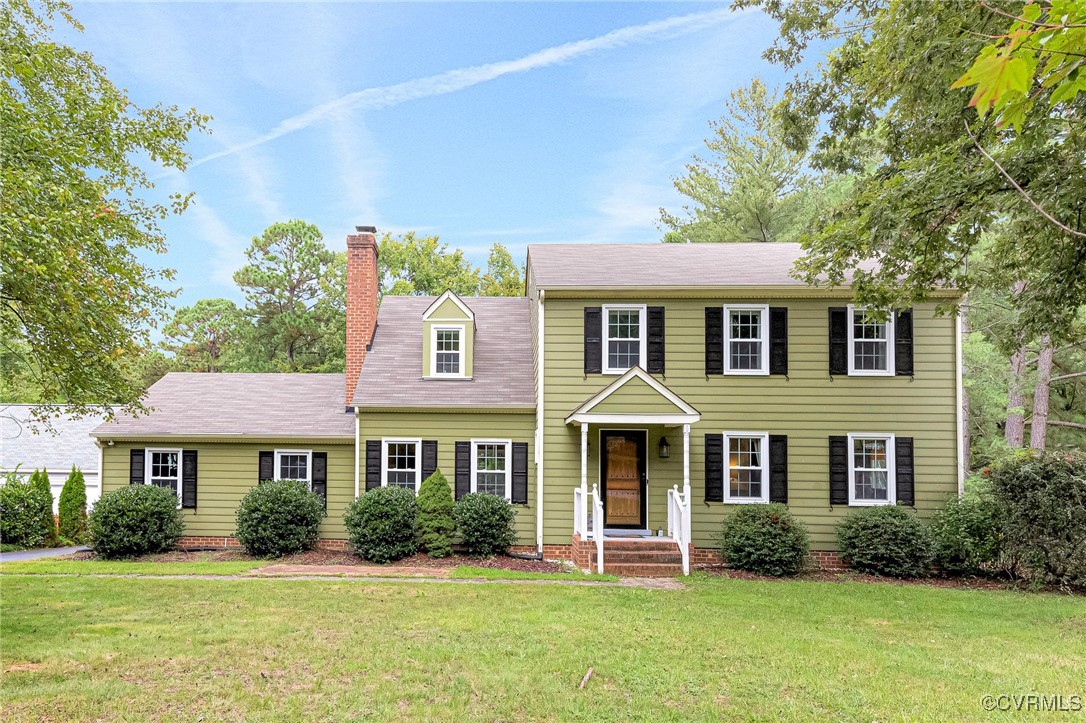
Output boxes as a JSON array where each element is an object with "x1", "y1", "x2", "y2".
[
  {"x1": 602, "y1": 562, "x2": 684, "y2": 577},
  {"x1": 600, "y1": 540, "x2": 679, "y2": 552},
  {"x1": 603, "y1": 551, "x2": 684, "y2": 565}
]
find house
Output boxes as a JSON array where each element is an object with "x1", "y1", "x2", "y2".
[
  {"x1": 1, "y1": 405, "x2": 107, "y2": 514},
  {"x1": 92, "y1": 227, "x2": 964, "y2": 574}
]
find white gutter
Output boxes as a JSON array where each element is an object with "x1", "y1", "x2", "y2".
[
  {"x1": 354, "y1": 409, "x2": 361, "y2": 499},
  {"x1": 955, "y1": 303, "x2": 966, "y2": 496},
  {"x1": 536, "y1": 289, "x2": 545, "y2": 554}
]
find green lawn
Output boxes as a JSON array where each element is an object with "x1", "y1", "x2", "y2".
[
  {"x1": 2, "y1": 574, "x2": 1083, "y2": 721},
  {"x1": 0, "y1": 558, "x2": 267, "y2": 576},
  {"x1": 448, "y1": 565, "x2": 619, "y2": 582}
]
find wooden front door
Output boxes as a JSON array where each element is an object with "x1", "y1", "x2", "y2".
[{"x1": 601, "y1": 431, "x2": 646, "y2": 528}]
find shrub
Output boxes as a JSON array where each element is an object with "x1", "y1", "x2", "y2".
[
  {"x1": 29, "y1": 468, "x2": 57, "y2": 546},
  {"x1": 417, "y1": 470, "x2": 455, "y2": 558},
  {"x1": 988, "y1": 450, "x2": 1086, "y2": 588},
  {"x1": 836, "y1": 506, "x2": 932, "y2": 578},
  {"x1": 345, "y1": 486, "x2": 418, "y2": 563},
  {"x1": 0, "y1": 470, "x2": 52, "y2": 549},
  {"x1": 721, "y1": 503, "x2": 810, "y2": 576},
  {"x1": 929, "y1": 488, "x2": 1003, "y2": 577},
  {"x1": 89, "y1": 485, "x2": 184, "y2": 559},
  {"x1": 58, "y1": 467, "x2": 88, "y2": 543},
  {"x1": 235, "y1": 480, "x2": 324, "y2": 558},
  {"x1": 455, "y1": 493, "x2": 517, "y2": 556}
]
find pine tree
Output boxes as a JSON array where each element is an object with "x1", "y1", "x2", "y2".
[
  {"x1": 28, "y1": 469, "x2": 57, "y2": 546},
  {"x1": 417, "y1": 470, "x2": 455, "y2": 558},
  {"x1": 58, "y1": 466, "x2": 88, "y2": 542}
]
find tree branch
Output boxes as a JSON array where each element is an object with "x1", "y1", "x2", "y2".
[
  {"x1": 1050, "y1": 371, "x2": 1086, "y2": 383},
  {"x1": 1025, "y1": 420, "x2": 1086, "y2": 431}
]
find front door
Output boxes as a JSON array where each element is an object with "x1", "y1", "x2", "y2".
[{"x1": 601, "y1": 430, "x2": 646, "y2": 528}]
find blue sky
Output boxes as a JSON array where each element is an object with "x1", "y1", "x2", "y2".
[{"x1": 61, "y1": 2, "x2": 811, "y2": 307}]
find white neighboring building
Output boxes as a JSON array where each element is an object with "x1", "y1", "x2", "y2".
[{"x1": 0, "y1": 405, "x2": 106, "y2": 514}]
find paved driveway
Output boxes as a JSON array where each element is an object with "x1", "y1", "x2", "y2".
[{"x1": 0, "y1": 546, "x2": 88, "y2": 562}]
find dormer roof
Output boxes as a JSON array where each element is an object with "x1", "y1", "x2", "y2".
[{"x1": 422, "y1": 290, "x2": 475, "y2": 324}]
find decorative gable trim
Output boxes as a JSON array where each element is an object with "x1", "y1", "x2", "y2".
[
  {"x1": 422, "y1": 289, "x2": 475, "y2": 323},
  {"x1": 564, "y1": 366, "x2": 700, "y2": 425}
]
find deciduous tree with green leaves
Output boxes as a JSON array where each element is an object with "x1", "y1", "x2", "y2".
[
  {"x1": 480, "y1": 243, "x2": 524, "y2": 296},
  {"x1": 378, "y1": 232, "x2": 481, "y2": 296}
]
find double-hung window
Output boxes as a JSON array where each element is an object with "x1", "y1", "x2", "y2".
[
  {"x1": 275, "y1": 449, "x2": 312, "y2": 487},
  {"x1": 382, "y1": 439, "x2": 421, "y2": 491},
  {"x1": 848, "y1": 306, "x2": 894, "y2": 375},
  {"x1": 602, "y1": 304, "x2": 646, "y2": 374},
  {"x1": 724, "y1": 305, "x2": 769, "y2": 374},
  {"x1": 146, "y1": 448, "x2": 182, "y2": 501},
  {"x1": 471, "y1": 440, "x2": 511, "y2": 499},
  {"x1": 723, "y1": 433, "x2": 769, "y2": 503},
  {"x1": 431, "y1": 325, "x2": 465, "y2": 378},
  {"x1": 848, "y1": 433, "x2": 896, "y2": 505}
]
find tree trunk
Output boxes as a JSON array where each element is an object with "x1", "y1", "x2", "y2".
[
  {"x1": 1029, "y1": 334, "x2": 1054, "y2": 450},
  {"x1": 1005, "y1": 281, "x2": 1028, "y2": 448}
]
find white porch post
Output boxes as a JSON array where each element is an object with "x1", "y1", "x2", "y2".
[
  {"x1": 580, "y1": 423, "x2": 589, "y2": 537},
  {"x1": 682, "y1": 423, "x2": 691, "y2": 544}
]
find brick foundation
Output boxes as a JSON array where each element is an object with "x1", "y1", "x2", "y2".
[{"x1": 176, "y1": 536, "x2": 349, "y2": 552}]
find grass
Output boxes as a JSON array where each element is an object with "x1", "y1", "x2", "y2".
[
  {"x1": 2, "y1": 574, "x2": 1083, "y2": 720},
  {"x1": 0, "y1": 558, "x2": 266, "y2": 576},
  {"x1": 449, "y1": 565, "x2": 619, "y2": 582}
]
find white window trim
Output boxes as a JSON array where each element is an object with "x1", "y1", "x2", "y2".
[
  {"x1": 470, "y1": 439, "x2": 513, "y2": 500},
  {"x1": 381, "y1": 438, "x2": 422, "y2": 492},
  {"x1": 723, "y1": 304, "x2": 770, "y2": 375},
  {"x1": 145, "y1": 448, "x2": 183, "y2": 508},
  {"x1": 847, "y1": 432, "x2": 896, "y2": 506},
  {"x1": 601, "y1": 304, "x2": 647, "y2": 375},
  {"x1": 274, "y1": 449, "x2": 313, "y2": 489},
  {"x1": 847, "y1": 305, "x2": 895, "y2": 376},
  {"x1": 722, "y1": 432, "x2": 770, "y2": 504},
  {"x1": 429, "y1": 323, "x2": 467, "y2": 379}
]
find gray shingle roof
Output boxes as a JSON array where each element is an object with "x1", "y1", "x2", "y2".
[
  {"x1": 1, "y1": 405, "x2": 108, "y2": 473},
  {"x1": 528, "y1": 242, "x2": 820, "y2": 288},
  {"x1": 92, "y1": 373, "x2": 354, "y2": 439},
  {"x1": 354, "y1": 296, "x2": 535, "y2": 409}
]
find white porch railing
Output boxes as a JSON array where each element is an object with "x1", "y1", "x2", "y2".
[
  {"x1": 572, "y1": 483, "x2": 605, "y2": 573},
  {"x1": 591, "y1": 484, "x2": 604, "y2": 574},
  {"x1": 667, "y1": 484, "x2": 691, "y2": 575}
]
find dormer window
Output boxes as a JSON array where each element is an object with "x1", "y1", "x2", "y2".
[
  {"x1": 432, "y1": 325, "x2": 464, "y2": 377},
  {"x1": 422, "y1": 290, "x2": 475, "y2": 380}
]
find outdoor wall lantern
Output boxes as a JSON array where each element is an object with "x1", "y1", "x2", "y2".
[{"x1": 658, "y1": 437, "x2": 671, "y2": 459}]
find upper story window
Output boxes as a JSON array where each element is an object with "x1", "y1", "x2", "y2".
[
  {"x1": 383, "y1": 439, "x2": 420, "y2": 491},
  {"x1": 724, "y1": 432, "x2": 769, "y2": 503},
  {"x1": 848, "y1": 306, "x2": 894, "y2": 375},
  {"x1": 848, "y1": 433, "x2": 896, "y2": 505},
  {"x1": 724, "y1": 305, "x2": 769, "y2": 374},
  {"x1": 472, "y1": 440, "x2": 511, "y2": 499},
  {"x1": 603, "y1": 304, "x2": 646, "y2": 374},
  {"x1": 146, "y1": 448, "x2": 181, "y2": 500},
  {"x1": 431, "y1": 325, "x2": 465, "y2": 378},
  {"x1": 275, "y1": 449, "x2": 311, "y2": 485}
]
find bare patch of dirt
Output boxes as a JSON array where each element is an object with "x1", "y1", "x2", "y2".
[{"x1": 3, "y1": 662, "x2": 44, "y2": 674}]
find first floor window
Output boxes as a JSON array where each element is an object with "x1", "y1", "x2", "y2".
[
  {"x1": 383, "y1": 440, "x2": 420, "y2": 491},
  {"x1": 432, "y1": 326, "x2": 463, "y2": 376},
  {"x1": 275, "y1": 450, "x2": 311, "y2": 486},
  {"x1": 849, "y1": 434, "x2": 895, "y2": 505},
  {"x1": 849, "y1": 306, "x2": 894, "y2": 375},
  {"x1": 725, "y1": 306, "x2": 768, "y2": 373},
  {"x1": 146, "y1": 449, "x2": 181, "y2": 500},
  {"x1": 724, "y1": 433, "x2": 769, "y2": 503},
  {"x1": 472, "y1": 440, "x2": 511, "y2": 498},
  {"x1": 603, "y1": 305, "x2": 645, "y2": 373}
]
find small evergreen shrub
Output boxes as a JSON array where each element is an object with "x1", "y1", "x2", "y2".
[
  {"x1": 721, "y1": 503, "x2": 810, "y2": 576},
  {"x1": 345, "y1": 486, "x2": 418, "y2": 563},
  {"x1": 89, "y1": 485, "x2": 184, "y2": 559},
  {"x1": 0, "y1": 470, "x2": 52, "y2": 549},
  {"x1": 455, "y1": 493, "x2": 517, "y2": 556},
  {"x1": 235, "y1": 480, "x2": 324, "y2": 558},
  {"x1": 836, "y1": 506, "x2": 932, "y2": 578},
  {"x1": 417, "y1": 470, "x2": 455, "y2": 558},
  {"x1": 29, "y1": 468, "x2": 57, "y2": 546},
  {"x1": 988, "y1": 451, "x2": 1086, "y2": 588},
  {"x1": 929, "y1": 488, "x2": 1002, "y2": 576},
  {"x1": 58, "y1": 467, "x2": 89, "y2": 543}
]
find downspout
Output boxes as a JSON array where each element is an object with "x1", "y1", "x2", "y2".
[
  {"x1": 955, "y1": 304, "x2": 965, "y2": 496},
  {"x1": 96, "y1": 439, "x2": 104, "y2": 500},
  {"x1": 354, "y1": 409, "x2": 361, "y2": 499},
  {"x1": 536, "y1": 289, "x2": 545, "y2": 554}
]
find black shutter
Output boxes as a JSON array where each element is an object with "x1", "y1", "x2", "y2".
[
  {"x1": 455, "y1": 441, "x2": 471, "y2": 500},
  {"x1": 705, "y1": 307, "x2": 723, "y2": 375},
  {"x1": 769, "y1": 307, "x2": 789, "y2": 375},
  {"x1": 129, "y1": 449, "x2": 145, "y2": 485},
  {"x1": 584, "y1": 307, "x2": 602, "y2": 374},
  {"x1": 768, "y1": 435, "x2": 788, "y2": 504},
  {"x1": 312, "y1": 452, "x2": 327, "y2": 507},
  {"x1": 258, "y1": 451, "x2": 274, "y2": 483},
  {"x1": 421, "y1": 440, "x2": 438, "y2": 481},
  {"x1": 895, "y1": 309, "x2": 914, "y2": 376},
  {"x1": 895, "y1": 437, "x2": 915, "y2": 506},
  {"x1": 511, "y1": 442, "x2": 528, "y2": 504},
  {"x1": 829, "y1": 307, "x2": 848, "y2": 375},
  {"x1": 829, "y1": 435, "x2": 849, "y2": 505},
  {"x1": 181, "y1": 450, "x2": 198, "y2": 509},
  {"x1": 647, "y1": 306, "x2": 665, "y2": 374},
  {"x1": 704, "y1": 434, "x2": 724, "y2": 502},
  {"x1": 365, "y1": 440, "x2": 381, "y2": 490}
]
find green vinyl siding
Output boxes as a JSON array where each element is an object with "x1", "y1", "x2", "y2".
[
  {"x1": 101, "y1": 442, "x2": 355, "y2": 540},
  {"x1": 585, "y1": 375, "x2": 691, "y2": 416},
  {"x1": 357, "y1": 410, "x2": 537, "y2": 546},
  {"x1": 540, "y1": 297, "x2": 959, "y2": 550}
]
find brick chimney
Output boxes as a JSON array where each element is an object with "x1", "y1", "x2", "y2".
[{"x1": 345, "y1": 225, "x2": 379, "y2": 408}]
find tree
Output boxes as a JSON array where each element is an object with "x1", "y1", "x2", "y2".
[
  {"x1": 0, "y1": 1, "x2": 209, "y2": 423},
  {"x1": 161, "y1": 298, "x2": 243, "y2": 373},
  {"x1": 233, "y1": 220, "x2": 337, "y2": 372},
  {"x1": 480, "y1": 244, "x2": 524, "y2": 296},
  {"x1": 58, "y1": 466, "x2": 87, "y2": 542},
  {"x1": 28, "y1": 468, "x2": 56, "y2": 546},
  {"x1": 741, "y1": 0, "x2": 1086, "y2": 343},
  {"x1": 659, "y1": 78, "x2": 835, "y2": 244},
  {"x1": 378, "y1": 232, "x2": 481, "y2": 296},
  {"x1": 416, "y1": 469, "x2": 455, "y2": 558}
]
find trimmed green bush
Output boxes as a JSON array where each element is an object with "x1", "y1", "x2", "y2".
[
  {"x1": 417, "y1": 470, "x2": 455, "y2": 558},
  {"x1": 721, "y1": 503, "x2": 810, "y2": 576},
  {"x1": 235, "y1": 480, "x2": 324, "y2": 558},
  {"x1": 89, "y1": 485, "x2": 184, "y2": 559},
  {"x1": 58, "y1": 467, "x2": 88, "y2": 543},
  {"x1": 988, "y1": 450, "x2": 1086, "y2": 588},
  {"x1": 836, "y1": 506, "x2": 932, "y2": 578},
  {"x1": 455, "y1": 493, "x2": 517, "y2": 556},
  {"x1": 0, "y1": 470, "x2": 52, "y2": 549},
  {"x1": 929, "y1": 487, "x2": 1003, "y2": 577},
  {"x1": 345, "y1": 486, "x2": 418, "y2": 563},
  {"x1": 29, "y1": 468, "x2": 57, "y2": 546}
]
